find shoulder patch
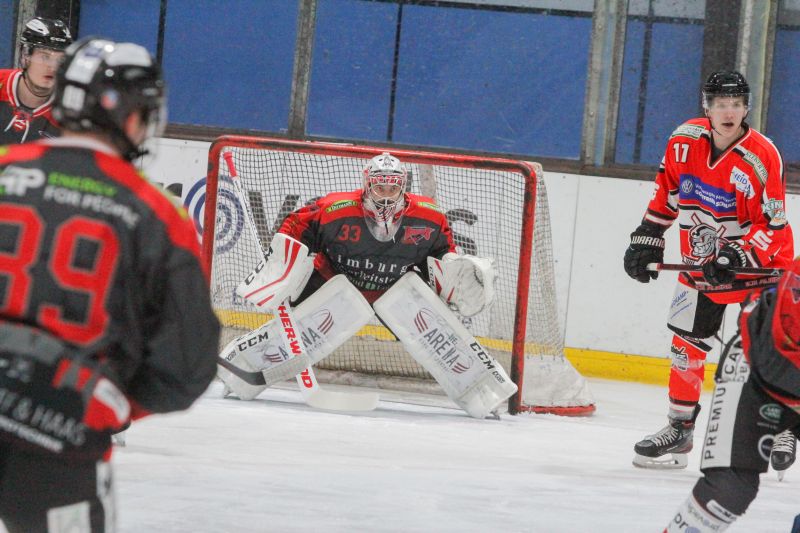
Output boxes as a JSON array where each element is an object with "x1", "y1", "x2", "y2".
[
  {"x1": 417, "y1": 201, "x2": 443, "y2": 213},
  {"x1": 325, "y1": 199, "x2": 359, "y2": 213},
  {"x1": 737, "y1": 147, "x2": 768, "y2": 186},
  {"x1": 670, "y1": 124, "x2": 705, "y2": 140}
]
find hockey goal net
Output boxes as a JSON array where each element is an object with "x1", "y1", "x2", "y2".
[{"x1": 202, "y1": 135, "x2": 594, "y2": 415}]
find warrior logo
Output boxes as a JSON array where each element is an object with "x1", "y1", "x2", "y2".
[
  {"x1": 402, "y1": 226, "x2": 434, "y2": 245},
  {"x1": 687, "y1": 214, "x2": 725, "y2": 260}
]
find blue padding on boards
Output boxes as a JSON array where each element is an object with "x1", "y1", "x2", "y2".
[
  {"x1": 0, "y1": 0, "x2": 15, "y2": 67},
  {"x1": 163, "y1": 0, "x2": 298, "y2": 130},
  {"x1": 79, "y1": 0, "x2": 161, "y2": 56},
  {"x1": 615, "y1": 20, "x2": 702, "y2": 165},
  {"x1": 766, "y1": 28, "x2": 800, "y2": 164},
  {"x1": 392, "y1": 5, "x2": 591, "y2": 158},
  {"x1": 307, "y1": 0, "x2": 397, "y2": 142}
]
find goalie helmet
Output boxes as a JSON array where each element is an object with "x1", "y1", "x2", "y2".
[
  {"x1": 362, "y1": 152, "x2": 408, "y2": 241},
  {"x1": 53, "y1": 38, "x2": 167, "y2": 161},
  {"x1": 702, "y1": 70, "x2": 750, "y2": 110}
]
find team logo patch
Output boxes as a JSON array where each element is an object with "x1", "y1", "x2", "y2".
[
  {"x1": 9, "y1": 109, "x2": 31, "y2": 132},
  {"x1": 402, "y1": 226, "x2": 434, "y2": 245},
  {"x1": 762, "y1": 198, "x2": 786, "y2": 225},
  {"x1": 759, "y1": 404, "x2": 782, "y2": 424},
  {"x1": 670, "y1": 344, "x2": 689, "y2": 372}
]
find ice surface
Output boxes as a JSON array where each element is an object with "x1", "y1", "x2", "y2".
[{"x1": 17, "y1": 379, "x2": 799, "y2": 532}]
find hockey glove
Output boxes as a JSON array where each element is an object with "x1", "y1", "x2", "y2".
[
  {"x1": 702, "y1": 241, "x2": 748, "y2": 286},
  {"x1": 624, "y1": 221, "x2": 666, "y2": 283}
]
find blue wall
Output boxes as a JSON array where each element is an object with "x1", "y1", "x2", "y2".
[
  {"x1": 766, "y1": 27, "x2": 800, "y2": 164},
  {"x1": 74, "y1": 1, "x2": 785, "y2": 168},
  {"x1": 79, "y1": 0, "x2": 161, "y2": 56},
  {"x1": 615, "y1": 19, "x2": 703, "y2": 166},
  {"x1": 0, "y1": 0, "x2": 14, "y2": 68}
]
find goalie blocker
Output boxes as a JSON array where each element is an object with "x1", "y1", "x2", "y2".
[{"x1": 374, "y1": 272, "x2": 517, "y2": 419}]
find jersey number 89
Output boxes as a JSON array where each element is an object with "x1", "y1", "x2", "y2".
[{"x1": 0, "y1": 203, "x2": 119, "y2": 345}]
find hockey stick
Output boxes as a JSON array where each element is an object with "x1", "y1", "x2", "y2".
[
  {"x1": 222, "y1": 151, "x2": 379, "y2": 412},
  {"x1": 647, "y1": 263, "x2": 783, "y2": 276}
]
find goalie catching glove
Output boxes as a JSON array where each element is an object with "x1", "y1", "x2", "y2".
[
  {"x1": 237, "y1": 233, "x2": 314, "y2": 309},
  {"x1": 427, "y1": 253, "x2": 496, "y2": 317}
]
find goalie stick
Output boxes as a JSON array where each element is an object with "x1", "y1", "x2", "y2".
[{"x1": 222, "y1": 151, "x2": 379, "y2": 412}]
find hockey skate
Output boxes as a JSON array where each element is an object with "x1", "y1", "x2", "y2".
[
  {"x1": 771, "y1": 429, "x2": 796, "y2": 481},
  {"x1": 633, "y1": 407, "x2": 699, "y2": 469}
]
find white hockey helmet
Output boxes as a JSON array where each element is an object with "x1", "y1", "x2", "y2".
[{"x1": 362, "y1": 152, "x2": 408, "y2": 241}]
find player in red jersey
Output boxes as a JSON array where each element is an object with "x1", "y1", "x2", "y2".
[
  {"x1": 218, "y1": 152, "x2": 516, "y2": 419},
  {"x1": 662, "y1": 257, "x2": 800, "y2": 532},
  {"x1": 0, "y1": 38, "x2": 219, "y2": 532},
  {"x1": 0, "y1": 17, "x2": 72, "y2": 144},
  {"x1": 624, "y1": 71, "x2": 794, "y2": 469}
]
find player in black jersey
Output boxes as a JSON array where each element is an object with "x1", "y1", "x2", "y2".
[
  {"x1": 0, "y1": 17, "x2": 72, "y2": 144},
  {"x1": 0, "y1": 38, "x2": 219, "y2": 532},
  {"x1": 663, "y1": 257, "x2": 800, "y2": 532}
]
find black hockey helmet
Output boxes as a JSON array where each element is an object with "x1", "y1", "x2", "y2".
[
  {"x1": 702, "y1": 70, "x2": 750, "y2": 110},
  {"x1": 19, "y1": 17, "x2": 73, "y2": 51},
  {"x1": 53, "y1": 37, "x2": 167, "y2": 161}
]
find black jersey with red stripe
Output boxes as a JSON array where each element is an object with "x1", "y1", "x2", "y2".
[
  {"x1": 279, "y1": 190, "x2": 455, "y2": 302},
  {"x1": 740, "y1": 256, "x2": 800, "y2": 413},
  {"x1": 0, "y1": 139, "x2": 219, "y2": 418},
  {"x1": 0, "y1": 69, "x2": 60, "y2": 144}
]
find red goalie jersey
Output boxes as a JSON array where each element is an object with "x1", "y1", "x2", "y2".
[
  {"x1": 644, "y1": 117, "x2": 794, "y2": 304},
  {"x1": 279, "y1": 189, "x2": 455, "y2": 303}
]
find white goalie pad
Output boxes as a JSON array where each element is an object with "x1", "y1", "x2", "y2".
[
  {"x1": 218, "y1": 275, "x2": 374, "y2": 400},
  {"x1": 374, "y1": 272, "x2": 517, "y2": 419},
  {"x1": 236, "y1": 233, "x2": 314, "y2": 309},
  {"x1": 427, "y1": 253, "x2": 496, "y2": 317}
]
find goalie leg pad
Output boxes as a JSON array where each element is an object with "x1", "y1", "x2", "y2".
[
  {"x1": 218, "y1": 275, "x2": 374, "y2": 399},
  {"x1": 374, "y1": 272, "x2": 517, "y2": 419}
]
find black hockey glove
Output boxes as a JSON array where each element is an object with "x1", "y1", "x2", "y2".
[
  {"x1": 624, "y1": 221, "x2": 665, "y2": 283},
  {"x1": 702, "y1": 242, "x2": 748, "y2": 286}
]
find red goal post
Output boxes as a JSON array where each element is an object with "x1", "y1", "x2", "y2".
[{"x1": 202, "y1": 135, "x2": 594, "y2": 416}]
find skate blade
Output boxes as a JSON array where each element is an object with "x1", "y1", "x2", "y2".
[
  {"x1": 777, "y1": 470, "x2": 786, "y2": 482},
  {"x1": 632, "y1": 452, "x2": 688, "y2": 469}
]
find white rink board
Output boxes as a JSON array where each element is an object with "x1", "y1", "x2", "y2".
[{"x1": 142, "y1": 137, "x2": 800, "y2": 361}]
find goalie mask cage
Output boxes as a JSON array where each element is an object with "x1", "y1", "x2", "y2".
[{"x1": 202, "y1": 135, "x2": 594, "y2": 416}]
